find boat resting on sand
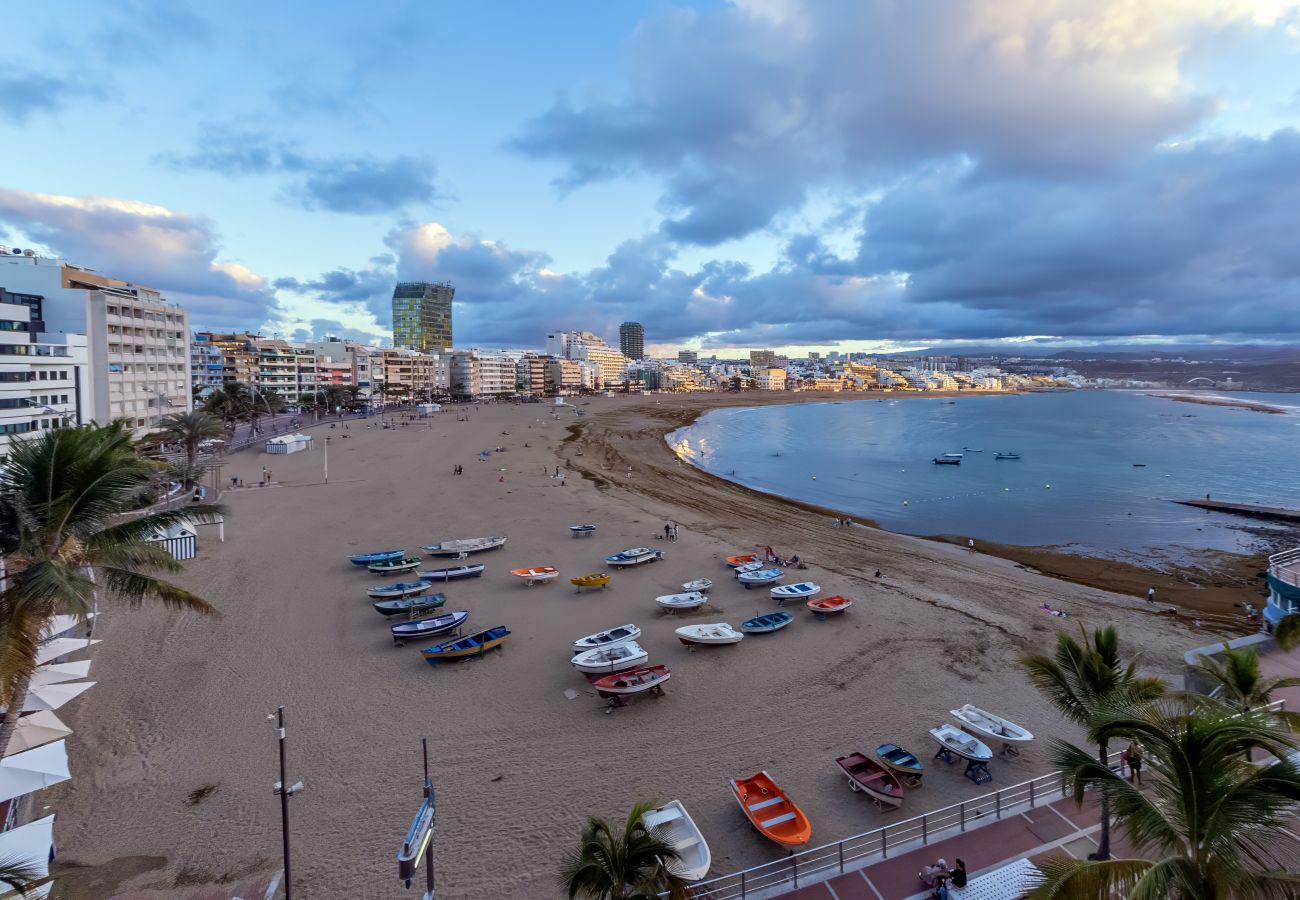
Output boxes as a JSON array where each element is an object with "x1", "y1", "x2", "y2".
[
  {"x1": 681, "y1": 578, "x2": 713, "y2": 592},
  {"x1": 724, "y1": 554, "x2": 759, "y2": 568},
  {"x1": 368, "y1": 556, "x2": 422, "y2": 574},
  {"x1": 416, "y1": 563, "x2": 484, "y2": 582},
  {"x1": 606, "y1": 548, "x2": 664, "y2": 567},
  {"x1": 391, "y1": 610, "x2": 469, "y2": 645},
  {"x1": 835, "y1": 752, "x2": 905, "y2": 809},
  {"x1": 573, "y1": 624, "x2": 641, "y2": 653},
  {"x1": 349, "y1": 549, "x2": 404, "y2": 567},
  {"x1": 421, "y1": 536, "x2": 507, "y2": 558},
  {"x1": 644, "y1": 800, "x2": 711, "y2": 881},
  {"x1": 808, "y1": 595, "x2": 853, "y2": 616},
  {"x1": 655, "y1": 592, "x2": 708, "y2": 613},
  {"x1": 737, "y1": 567, "x2": 782, "y2": 587},
  {"x1": 951, "y1": 704, "x2": 1034, "y2": 754},
  {"x1": 741, "y1": 611, "x2": 794, "y2": 634},
  {"x1": 729, "y1": 771, "x2": 812, "y2": 849},
  {"x1": 875, "y1": 744, "x2": 924, "y2": 786},
  {"x1": 929, "y1": 724, "x2": 993, "y2": 762},
  {"x1": 733, "y1": 560, "x2": 766, "y2": 576},
  {"x1": 421, "y1": 626, "x2": 510, "y2": 664},
  {"x1": 572, "y1": 641, "x2": 648, "y2": 675},
  {"x1": 367, "y1": 580, "x2": 431, "y2": 599},
  {"x1": 675, "y1": 623, "x2": 743, "y2": 647},
  {"x1": 570, "y1": 573, "x2": 611, "y2": 591},
  {"x1": 770, "y1": 581, "x2": 820, "y2": 603},
  {"x1": 592, "y1": 664, "x2": 670, "y2": 698},
  {"x1": 569, "y1": 524, "x2": 598, "y2": 537},
  {"x1": 373, "y1": 593, "x2": 447, "y2": 617},
  {"x1": 511, "y1": 566, "x2": 559, "y2": 586}
]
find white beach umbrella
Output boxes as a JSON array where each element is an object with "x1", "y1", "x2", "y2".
[
  {"x1": 0, "y1": 740, "x2": 70, "y2": 803},
  {"x1": 31, "y1": 660, "x2": 92, "y2": 687},
  {"x1": 34, "y1": 638, "x2": 99, "y2": 666},
  {"x1": 13, "y1": 681, "x2": 95, "y2": 714},
  {"x1": 0, "y1": 814, "x2": 54, "y2": 883},
  {"x1": 4, "y1": 711, "x2": 72, "y2": 756},
  {"x1": 39, "y1": 613, "x2": 93, "y2": 641}
]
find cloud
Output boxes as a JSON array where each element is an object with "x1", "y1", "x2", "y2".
[
  {"x1": 512, "y1": 0, "x2": 1289, "y2": 244},
  {"x1": 0, "y1": 188, "x2": 279, "y2": 330},
  {"x1": 0, "y1": 66, "x2": 96, "y2": 123},
  {"x1": 160, "y1": 126, "x2": 437, "y2": 214}
]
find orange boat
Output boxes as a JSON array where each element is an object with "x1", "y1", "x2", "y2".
[
  {"x1": 724, "y1": 554, "x2": 759, "y2": 568},
  {"x1": 808, "y1": 595, "x2": 853, "y2": 616},
  {"x1": 510, "y1": 566, "x2": 559, "y2": 586},
  {"x1": 729, "y1": 771, "x2": 812, "y2": 848}
]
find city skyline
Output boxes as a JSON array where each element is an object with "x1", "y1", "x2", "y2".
[{"x1": 2, "y1": 2, "x2": 1299, "y2": 355}]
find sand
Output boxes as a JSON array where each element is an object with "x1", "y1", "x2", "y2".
[{"x1": 48, "y1": 394, "x2": 1213, "y2": 898}]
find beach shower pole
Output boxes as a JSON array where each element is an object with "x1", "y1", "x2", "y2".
[{"x1": 272, "y1": 705, "x2": 304, "y2": 899}]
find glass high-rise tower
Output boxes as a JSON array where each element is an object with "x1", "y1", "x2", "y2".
[{"x1": 392, "y1": 281, "x2": 454, "y2": 352}]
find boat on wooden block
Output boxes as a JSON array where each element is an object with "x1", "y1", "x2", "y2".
[
  {"x1": 420, "y1": 536, "x2": 507, "y2": 558},
  {"x1": 572, "y1": 641, "x2": 648, "y2": 675},
  {"x1": 950, "y1": 704, "x2": 1034, "y2": 749},
  {"x1": 569, "y1": 524, "x2": 598, "y2": 537},
  {"x1": 681, "y1": 578, "x2": 713, "y2": 592},
  {"x1": 421, "y1": 625, "x2": 510, "y2": 663},
  {"x1": 741, "y1": 611, "x2": 794, "y2": 634},
  {"x1": 929, "y1": 723, "x2": 993, "y2": 762},
  {"x1": 675, "y1": 623, "x2": 743, "y2": 646},
  {"x1": 511, "y1": 566, "x2": 559, "y2": 586},
  {"x1": 573, "y1": 624, "x2": 641, "y2": 653},
  {"x1": 373, "y1": 593, "x2": 447, "y2": 617},
  {"x1": 644, "y1": 800, "x2": 711, "y2": 881},
  {"x1": 606, "y1": 547, "x2": 664, "y2": 567},
  {"x1": 808, "y1": 595, "x2": 853, "y2": 616},
  {"x1": 770, "y1": 581, "x2": 820, "y2": 603},
  {"x1": 367, "y1": 580, "x2": 431, "y2": 599},
  {"x1": 655, "y1": 592, "x2": 708, "y2": 613},
  {"x1": 592, "y1": 664, "x2": 670, "y2": 698},
  {"x1": 349, "y1": 549, "x2": 405, "y2": 567},
  {"x1": 391, "y1": 610, "x2": 469, "y2": 645},
  {"x1": 836, "y1": 752, "x2": 905, "y2": 809},
  {"x1": 737, "y1": 567, "x2": 782, "y2": 588},
  {"x1": 416, "y1": 564, "x2": 485, "y2": 582},
  {"x1": 724, "y1": 554, "x2": 759, "y2": 568},
  {"x1": 729, "y1": 771, "x2": 812, "y2": 849},
  {"x1": 570, "y1": 573, "x2": 611, "y2": 591},
  {"x1": 368, "y1": 556, "x2": 422, "y2": 575},
  {"x1": 733, "y1": 560, "x2": 766, "y2": 576},
  {"x1": 875, "y1": 744, "x2": 924, "y2": 786}
]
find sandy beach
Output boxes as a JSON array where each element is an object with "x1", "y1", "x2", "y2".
[{"x1": 49, "y1": 393, "x2": 1216, "y2": 898}]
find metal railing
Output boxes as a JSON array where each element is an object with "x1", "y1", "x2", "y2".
[{"x1": 1269, "y1": 548, "x2": 1300, "y2": 589}]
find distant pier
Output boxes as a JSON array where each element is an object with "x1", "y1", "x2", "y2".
[{"x1": 1175, "y1": 499, "x2": 1300, "y2": 523}]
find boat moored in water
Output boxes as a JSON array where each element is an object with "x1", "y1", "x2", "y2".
[
  {"x1": 933, "y1": 457, "x2": 961, "y2": 465},
  {"x1": 994, "y1": 451, "x2": 1021, "y2": 460}
]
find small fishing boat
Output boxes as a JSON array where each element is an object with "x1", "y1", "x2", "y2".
[
  {"x1": 368, "y1": 556, "x2": 423, "y2": 575},
  {"x1": 943, "y1": 452, "x2": 965, "y2": 459},
  {"x1": 733, "y1": 560, "x2": 766, "y2": 576},
  {"x1": 643, "y1": 800, "x2": 711, "y2": 881},
  {"x1": 570, "y1": 573, "x2": 611, "y2": 591},
  {"x1": 932, "y1": 457, "x2": 961, "y2": 466},
  {"x1": 606, "y1": 547, "x2": 664, "y2": 567},
  {"x1": 373, "y1": 593, "x2": 447, "y2": 617},
  {"x1": 391, "y1": 610, "x2": 469, "y2": 645},
  {"x1": 835, "y1": 752, "x2": 905, "y2": 809},
  {"x1": 928, "y1": 723, "x2": 993, "y2": 762},
  {"x1": 724, "y1": 554, "x2": 759, "y2": 568},
  {"x1": 681, "y1": 578, "x2": 714, "y2": 592},
  {"x1": 875, "y1": 744, "x2": 924, "y2": 786},
  {"x1": 994, "y1": 451, "x2": 1021, "y2": 460},
  {"x1": 569, "y1": 524, "x2": 598, "y2": 537},
  {"x1": 421, "y1": 625, "x2": 510, "y2": 664},
  {"x1": 741, "y1": 611, "x2": 794, "y2": 634},
  {"x1": 737, "y1": 567, "x2": 782, "y2": 588},
  {"x1": 511, "y1": 566, "x2": 560, "y2": 586},
  {"x1": 421, "y1": 536, "x2": 507, "y2": 557},
  {"x1": 573, "y1": 623, "x2": 641, "y2": 653},
  {"x1": 416, "y1": 564, "x2": 485, "y2": 582},
  {"x1": 951, "y1": 704, "x2": 1034, "y2": 753},
  {"x1": 729, "y1": 771, "x2": 812, "y2": 849},
  {"x1": 349, "y1": 549, "x2": 405, "y2": 567},
  {"x1": 571, "y1": 641, "x2": 649, "y2": 675},
  {"x1": 770, "y1": 581, "x2": 820, "y2": 603},
  {"x1": 1132, "y1": 463, "x2": 1147, "y2": 467},
  {"x1": 963, "y1": 448, "x2": 984, "y2": 452},
  {"x1": 675, "y1": 623, "x2": 744, "y2": 647},
  {"x1": 808, "y1": 595, "x2": 853, "y2": 616},
  {"x1": 656, "y1": 592, "x2": 708, "y2": 612},
  {"x1": 592, "y1": 664, "x2": 670, "y2": 698},
  {"x1": 367, "y1": 580, "x2": 431, "y2": 599}
]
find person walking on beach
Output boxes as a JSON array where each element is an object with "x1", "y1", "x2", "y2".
[
  {"x1": 670, "y1": 523, "x2": 679, "y2": 543},
  {"x1": 1147, "y1": 586, "x2": 1156, "y2": 603},
  {"x1": 1126, "y1": 741, "x2": 1144, "y2": 785},
  {"x1": 967, "y1": 537, "x2": 975, "y2": 553},
  {"x1": 261, "y1": 466, "x2": 268, "y2": 485},
  {"x1": 664, "y1": 523, "x2": 672, "y2": 541}
]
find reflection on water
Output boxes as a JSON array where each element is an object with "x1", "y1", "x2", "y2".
[{"x1": 669, "y1": 391, "x2": 1300, "y2": 561}]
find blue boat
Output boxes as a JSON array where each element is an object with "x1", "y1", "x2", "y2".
[
  {"x1": 422, "y1": 626, "x2": 511, "y2": 664},
  {"x1": 349, "y1": 549, "x2": 404, "y2": 567},
  {"x1": 416, "y1": 564, "x2": 485, "y2": 582},
  {"x1": 875, "y1": 743, "x2": 924, "y2": 786},
  {"x1": 367, "y1": 580, "x2": 432, "y2": 599},
  {"x1": 569, "y1": 524, "x2": 598, "y2": 538},
  {"x1": 391, "y1": 610, "x2": 469, "y2": 645},
  {"x1": 741, "y1": 611, "x2": 794, "y2": 634}
]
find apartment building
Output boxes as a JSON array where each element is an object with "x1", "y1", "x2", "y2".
[
  {"x1": 516, "y1": 355, "x2": 547, "y2": 396},
  {"x1": 545, "y1": 357, "x2": 583, "y2": 395},
  {"x1": 381, "y1": 348, "x2": 449, "y2": 400},
  {"x1": 250, "y1": 338, "x2": 299, "y2": 403},
  {"x1": 756, "y1": 367, "x2": 787, "y2": 390},
  {"x1": 0, "y1": 287, "x2": 88, "y2": 459}
]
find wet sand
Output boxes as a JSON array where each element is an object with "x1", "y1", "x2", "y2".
[{"x1": 49, "y1": 394, "x2": 1215, "y2": 898}]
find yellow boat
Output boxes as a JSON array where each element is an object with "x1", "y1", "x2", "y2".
[{"x1": 571, "y1": 573, "x2": 611, "y2": 591}]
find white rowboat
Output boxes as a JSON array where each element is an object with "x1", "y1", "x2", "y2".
[
  {"x1": 928, "y1": 724, "x2": 993, "y2": 762},
  {"x1": 681, "y1": 578, "x2": 714, "y2": 592},
  {"x1": 737, "y1": 568, "x2": 782, "y2": 587},
  {"x1": 770, "y1": 582, "x2": 820, "y2": 601},
  {"x1": 572, "y1": 641, "x2": 649, "y2": 675},
  {"x1": 573, "y1": 624, "x2": 642, "y2": 653},
  {"x1": 675, "y1": 623, "x2": 743, "y2": 646},
  {"x1": 644, "y1": 800, "x2": 712, "y2": 881},
  {"x1": 421, "y1": 536, "x2": 507, "y2": 557},
  {"x1": 951, "y1": 704, "x2": 1034, "y2": 746},
  {"x1": 655, "y1": 592, "x2": 708, "y2": 612}
]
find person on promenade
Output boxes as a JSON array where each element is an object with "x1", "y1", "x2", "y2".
[
  {"x1": 1147, "y1": 586, "x2": 1156, "y2": 603},
  {"x1": 919, "y1": 858, "x2": 949, "y2": 886},
  {"x1": 1127, "y1": 741, "x2": 1144, "y2": 785},
  {"x1": 967, "y1": 537, "x2": 975, "y2": 552},
  {"x1": 664, "y1": 523, "x2": 672, "y2": 541},
  {"x1": 949, "y1": 859, "x2": 967, "y2": 888}
]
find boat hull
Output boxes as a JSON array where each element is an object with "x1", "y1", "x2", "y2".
[
  {"x1": 421, "y1": 537, "x2": 507, "y2": 557},
  {"x1": 367, "y1": 581, "x2": 431, "y2": 599},
  {"x1": 730, "y1": 771, "x2": 812, "y2": 849},
  {"x1": 875, "y1": 744, "x2": 924, "y2": 783},
  {"x1": 572, "y1": 642, "x2": 648, "y2": 674},
  {"x1": 391, "y1": 611, "x2": 469, "y2": 644},
  {"x1": 421, "y1": 626, "x2": 510, "y2": 663},
  {"x1": 644, "y1": 800, "x2": 711, "y2": 881},
  {"x1": 674, "y1": 624, "x2": 743, "y2": 646},
  {"x1": 373, "y1": 594, "x2": 447, "y2": 617},
  {"x1": 416, "y1": 565, "x2": 485, "y2": 582},
  {"x1": 592, "y1": 664, "x2": 670, "y2": 697},
  {"x1": 741, "y1": 612, "x2": 794, "y2": 634},
  {"x1": 350, "y1": 550, "x2": 404, "y2": 567},
  {"x1": 573, "y1": 624, "x2": 641, "y2": 653},
  {"x1": 836, "y1": 752, "x2": 905, "y2": 808},
  {"x1": 368, "y1": 557, "x2": 422, "y2": 574}
]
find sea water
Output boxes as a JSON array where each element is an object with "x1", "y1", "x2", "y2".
[{"x1": 668, "y1": 390, "x2": 1300, "y2": 561}]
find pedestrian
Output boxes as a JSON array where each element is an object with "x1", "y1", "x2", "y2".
[
  {"x1": 555, "y1": 466, "x2": 561, "y2": 477},
  {"x1": 1126, "y1": 741, "x2": 1143, "y2": 785},
  {"x1": 671, "y1": 524, "x2": 679, "y2": 543},
  {"x1": 230, "y1": 475, "x2": 238, "y2": 488},
  {"x1": 1194, "y1": 617, "x2": 1202, "y2": 629},
  {"x1": 664, "y1": 523, "x2": 672, "y2": 541},
  {"x1": 261, "y1": 466, "x2": 268, "y2": 485},
  {"x1": 266, "y1": 468, "x2": 272, "y2": 483},
  {"x1": 967, "y1": 537, "x2": 975, "y2": 553},
  {"x1": 1147, "y1": 586, "x2": 1155, "y2": 603}
]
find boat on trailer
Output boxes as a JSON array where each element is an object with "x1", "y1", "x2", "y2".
[
  {"x1": 724, "y1": 554, "x2": 759, "y2": 568},
  {"x1": 733, "y1": 560, "x2": 766, "y2": 576},
  {"x1": 416, "y1": 564, "x2": 484, "y2": 582},
  {"x1": 373, "y1": 593, "x2": 447, "y2": 617},
  {"x1": 770, "y1": 581, "x2": 820, "y2": 603},
  {"x1": 592, "y1": 664, "x2": 670, "y2": 698},
  {"x1": 606, "y1": 547, "x2": 664, "y2": 567},
  {"x1": 572, "y1": 641, "x2": 649, "y2": 675},
  {"x1": 570, "y1": 573, "x2": 611, "y2": 591},
  {"x1": 655, "y1": 592, "x2": 708, "y2": 613},
  {"x1": 835, "y1": 752, "x2": 905, "y2": 809},
  {"x1": 368, "y1": 556, "x2": 422, "y2": 575},
  {"x1": 511, "y1": 566, "x2": 560, "y2": 586},
  {"x1": 675, "y1": 623, "x2": 744, "y2": 646},
  {"x1": 808, "y1": 595, "x2": 853, "y2": 616},
  {"x1": 928, "y1": 723, "x2": 993, "y2": 762},
  {"x1": 391, "y1": 610, "x2": 469, "y2": 645},
  {"x1": 729, "y1": 771, "x2": 812, "y2": 849},
  {"x1": 420, "y1": 536, "x2": 507, "y2": 558},
  {"x1": 349, "y1": 549, "x2": 405, "y2": 567},
  {"x1": 573, "y1": 623, "x2": 641, "y2": 653},
  {"x1": 367, "y1": 581, "x2": 431, "y2": 599},
  {"x1": 644, "y1": 800, "x2": 711, "y2": 881},
  {"x1": 421, "y1": 625, "x2": 510, "y2": 664}
]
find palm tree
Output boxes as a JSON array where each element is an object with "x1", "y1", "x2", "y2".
[
  {"x1": 1192, "y1": 643, "x2": 1300, "y2": 730},
  {"x1": 202, "y1": 383, "x2": 253, "y2": 432},
  {"x1": 149, "y1": 411, "x2": 226, "y2": 489},
  {"x1": 0, "y1": 855, "x2": 42, "y2": 896},
  {"x1": 1022, "y1": 626, "x2": 1165, "y2": 860},
  {"x1": 559, "y1": 801, "x2": 691, "y2": 900},
  {"x1": 1027, "y1": 701, "x2": 1300, "y2": 899},
  {"x1": 1273, "y1": 613, "x2": 1300, "y2": 651},
  {"x1": 0, "y1": 425, "x2": 222, "y2": 752}
]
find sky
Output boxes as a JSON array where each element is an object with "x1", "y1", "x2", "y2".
[{"x1": 1, "y1": 0, "x2": 1299, "y2": 356}]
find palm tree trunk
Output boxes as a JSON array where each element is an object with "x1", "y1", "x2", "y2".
[
  {"x1": 0, "y1": 673, "x2": 33, "y2": 756},
  {"x1": 1094, "y1": 739, "x2": 1111, "y2": 860}
]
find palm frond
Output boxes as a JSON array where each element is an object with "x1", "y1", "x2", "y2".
[
  {"x1": 96, "y1": 567, "x2": 217, "y2": 615},
  {"x1": 1025, "y1": 856, "x2": 1153, "y2": 899}
]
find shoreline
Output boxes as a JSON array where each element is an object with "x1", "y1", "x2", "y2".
[{"x1": 1149, "y1": 392, "x2": 1289, "y2": 414}]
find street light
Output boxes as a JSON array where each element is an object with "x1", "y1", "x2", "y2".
[{"x1": 269, "y1": 706, "x2": 304, "y2": 899}]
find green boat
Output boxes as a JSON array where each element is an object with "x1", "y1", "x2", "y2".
[
  {"x1": 368, "y1": 556, "x2": 422, "y2": 574},
  {"x1": 373, "y1": 593, "x2": 447, "y2": 617}
]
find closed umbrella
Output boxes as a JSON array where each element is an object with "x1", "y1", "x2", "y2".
[{"x1": 4, "y1": 711, "x2": 72, "y2": 756}]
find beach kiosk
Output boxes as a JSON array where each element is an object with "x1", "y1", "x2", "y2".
[
  {"x1": 264, "y1": 433, "x2": 313, "y2": 455},
  {"x1": 417, "y1": 403, "x2": 442, "y2": 417}
]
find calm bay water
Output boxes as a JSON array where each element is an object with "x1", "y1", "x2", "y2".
[{"x1": 669, "y1": 391, "x2": 1300, "y2": 561}]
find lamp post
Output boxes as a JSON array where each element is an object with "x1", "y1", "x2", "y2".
[
  {"x1": 270, "y1": 706, "x2": 304, "y2": 899},
  {"x1": 323, "y1": 435, "x2": 330, "y2": 484}
]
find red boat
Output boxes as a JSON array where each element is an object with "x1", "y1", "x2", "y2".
[
  {"x1": 808, "y1": 595, "x2": 853, "y2": 616},
  {"x1": 592, "y1": 664, "x2": 671, "y2": 698},
  {"x1": 836, "y1": 752, "x2": 905, "y2": 809}
]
